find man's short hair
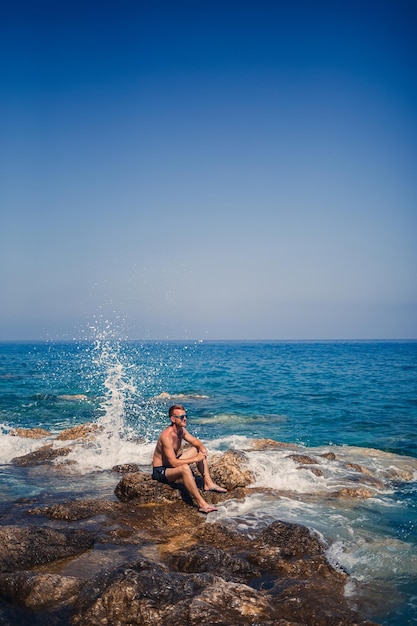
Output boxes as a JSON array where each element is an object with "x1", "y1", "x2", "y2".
[{"x1": 169, "y1": 404, "x2": 185, "y2": 417}]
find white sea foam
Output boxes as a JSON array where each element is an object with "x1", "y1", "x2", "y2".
[{"x1": 0, "y1": 425, "x2": 50, "y2": 464}]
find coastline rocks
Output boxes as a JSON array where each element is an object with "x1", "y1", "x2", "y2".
[
  {"x1": 0, "y1": 496, "x2": 379, "y2": 625},
  {"x1": 0, "y1": 526, "x2": 95, "y2": 572},
  {"x1": 0, "y1": 443, "x2": 382, "y2": 625}
]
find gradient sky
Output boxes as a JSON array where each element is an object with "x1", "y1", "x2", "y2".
[{"x1": 1, "y1": 0, "x2": 416, "y2": 340}]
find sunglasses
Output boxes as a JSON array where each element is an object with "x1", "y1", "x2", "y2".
[{"x1": 176, "y1": 414, "x2": 187, "y2": 420}]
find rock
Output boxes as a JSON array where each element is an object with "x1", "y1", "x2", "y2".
[
  {"x1": 170, "y1": 544, "x2": 260, "y2": 583},
  {"x1": 208, "y1": 449, "x2": 255, "y2": 490},
  {"x1": 270, "y1": 579, "x2": 377, "y2": 626},
  {"x1": 28, "y1": 499, "x2": 121, "y2": 521},
  {"x1": 249, "y1": 439, "x2": 295, "y2": 451},
  {"x1": 297, "y1": 466, "x2": 324, "y2": 477},
  {"x1": 383, "y1": 467, "x2": 414, "y2": 481},
  {"x1": 114, "y1": 471, "x2": 183, "y2": 504},
  {"x1": 0, "y1": 526, "x2": 95, "y2": 572},
  {"x1": 112, "y1": 463, "x2": 141, "y2": 473},
  {"x1": 57, "y1": 394, "x2": 88, "y2": 401},
  {"x1": 56, "y1": 423, "x2": 101, "y2": 441},
  {"x1": 0, "y1": 571, "x2": 82, "y2": 609},
  {"x1": 11, "y1": 444, "x2": 71, "y2": 466},
  {"x1": 345, "y1": 462, "x2": 374, "y2": 476},
  {"x1": 288, "y1": 454, "x2": 319, "y2": 465},
  {"x1": 254, "y1": 520, "x2": 324, "y2": 559},
  {"x1": 10, "y1": 427, "x2": 52, "y2": 439},
  {"x1": 332, "y1": 487, "x2": 374, "y2": 499},
  {"x1": 320, "y1": 451, "x2": 337, "y2": 460},
  {"x1": 71, "y1": 560, "x2": 274, "y2": 626}
]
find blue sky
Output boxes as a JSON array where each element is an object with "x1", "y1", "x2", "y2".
[{"x1": 1, "y1": 0, "x2": 416, "y2": 340}]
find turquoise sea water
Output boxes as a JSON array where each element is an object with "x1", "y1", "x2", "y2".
[{"x1": 0, "y1": 339, "x2": 416, "y2": 624}]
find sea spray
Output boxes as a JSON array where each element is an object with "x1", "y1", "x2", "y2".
[{"x1": 62, "y1": 334, "x2": 155, "y2": 471}]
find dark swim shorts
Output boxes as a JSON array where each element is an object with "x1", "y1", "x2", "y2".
[{"x1": 152, "y1": 466, "x2": 171, "y2": 484}]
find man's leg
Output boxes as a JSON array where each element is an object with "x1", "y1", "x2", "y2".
[
  {"x1": 179, "y1": 447, "x2": 227, "y2": 493},
  {"x1": 164, "y1": 463, "x2": 217, "y2": 512}
]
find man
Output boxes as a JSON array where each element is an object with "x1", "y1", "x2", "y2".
[{"x1": 152, "y1": 404, "x2": 227, "y2": 514}]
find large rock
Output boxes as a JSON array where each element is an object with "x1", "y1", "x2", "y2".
[
  {"x1": 71, "y1": 560, "x2": 275, "y2": 626},
  {"x1": 208, "y1": 449, "x2": 255, "y2": 490},
  {"x1": 0, "y1": 526, "x2": 95, "y2": 572},
  {"x1": 114, "y1": 471, "x2": 183, "y2": 504},
  {"x1": 0, "y1": 571, "x2": 82, "y2": 609}
]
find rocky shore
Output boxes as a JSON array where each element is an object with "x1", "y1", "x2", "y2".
[{"x1": 0, "y1": 429, "x2": 382, "y2": 625}]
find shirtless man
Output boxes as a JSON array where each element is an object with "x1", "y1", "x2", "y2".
[{"x1": 152, "y1": 404, "x2": 227, "y2": 514}]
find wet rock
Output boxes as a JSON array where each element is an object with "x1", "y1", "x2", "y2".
[
  {"x1": 56, "y1": 423, "x2": 101, "y2": 441},
  {"x1": 0, "y1": 526, "x2": 95, "y2": 572},
  {"x1": 170, "y1": 544, "x2": 260, "y2": 583},
  {"x1": 0, "y1": 571, "x2": 82, "y2": 609},
  {"x1": 114, "y1": 471, "x2": 182, "y2": 504},
  {"x1": 57, "y1": 394, "x2": 88, "y2": 401},
  {"x1": 288, "y1": 454, "x2": 319, "y2": 465},
  {"x1": 11, "y1": 444, "x2": 71, "y2": 466},
  {"x1": 270, "y1": 579, "x2": 377, "y2": 626},
  {"x1": 10, "y1": 427, "x2": 52, "y2": 439},
  {"x1": 345, "y1": 462, "x2": 374, "y2": 476},
  {"x1": 28, "y1": 499, "x2": 121, "y2": 521},
  {"x1": 71, "y1": 560, "x2": 274, "y2": 626},
  {"x1": 208, "y1": 449, "x2": 255, "y2": 490},
  {"x1": 383, "y1": 467, "x2": 414, "y2": 481},
  {"x1": 249, "y1": 438, "x2": 295, "y2": 451},
  {"x1": 255, "y1": 520, "x2": 324, "y2": 559},
  {"x1": 332, "y1": 487, "x2": 374, "y2": 499},
  {"x1": 320, "y1": 451, "x2": 337, "y2": 460},
  {"x1": 112, "y1": 463, "x2": 141, "y2": 473},
  {"x1": 297, "y1": 466, "x2": 324, "y2": 477}
]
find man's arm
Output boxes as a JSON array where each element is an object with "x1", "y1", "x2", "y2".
[
  {"x1": 182, "y1": 429, "x2": 208, "y2": 455},
  {"x1": 161, "y1": 432, "x2": 205, "y2": 467}
]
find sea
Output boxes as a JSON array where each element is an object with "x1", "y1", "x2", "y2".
[{"x1": 0, "y1": 338, "x2": 416, "y2": 625}]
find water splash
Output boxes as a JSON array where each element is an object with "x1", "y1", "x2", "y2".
[{"x1": 62, "y1": 323, "x2": 154, "y2": 471}]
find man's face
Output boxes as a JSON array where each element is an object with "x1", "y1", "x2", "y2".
[{"x1": 172, "y1": 408, "x2": 187, "y2": 425}]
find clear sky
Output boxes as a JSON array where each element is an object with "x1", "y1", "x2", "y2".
[{"x1": 1, "y1": 0, "x2": 416, "y2": 340}]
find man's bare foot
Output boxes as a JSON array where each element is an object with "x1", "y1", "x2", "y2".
[
  {"x1": 203, "y1": 483, "x2": 227, "y2": 493},
  {"x1": 198, "y1": 505, "x2": 218, "y2": 514}
]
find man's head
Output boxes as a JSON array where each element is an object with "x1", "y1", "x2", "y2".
[{"x1": 169, "y1": 404, "x2": 187, "y2": 424}]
